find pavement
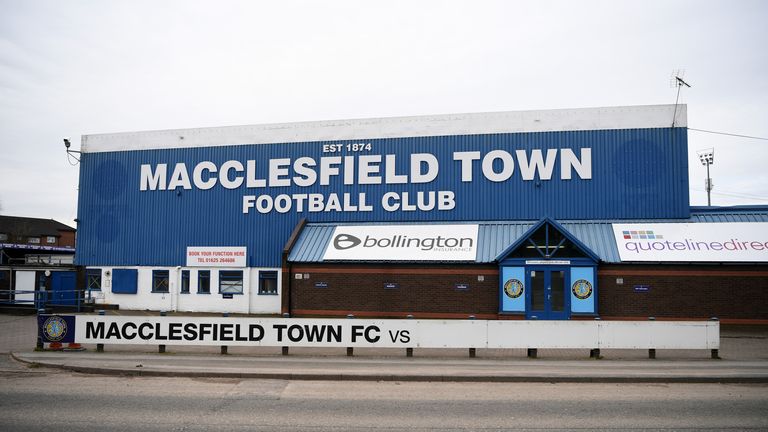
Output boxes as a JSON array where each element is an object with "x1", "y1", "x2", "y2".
[
  {"x1": 4, "y1": 314, "x2": 768, "y2": 383},
  {"x1": 10, "y1": 350, "x2": 768, "y2": 383}
]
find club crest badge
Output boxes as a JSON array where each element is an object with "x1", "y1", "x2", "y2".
[
  {"x1": 503, "y1": 279, "x2": 524, "y2": 299},
  {"x1": 43, "y1": 316, "x2": 68, "y2": 342},
  {"x1": 571, "y1": 279, "x2": 593, "y2": 300}
]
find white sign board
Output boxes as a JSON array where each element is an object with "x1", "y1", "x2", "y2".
[
  {"x1": 612, "y1": 223, "x2": 768, "y2": 262},
  {"x1": 61, "y1": 316, "x2": 718, "y2": 350},
  {"x1": 323, "y1": 225, "x2": 479, "y2": 261},
  {"x1": 186, "y1": 246, "x2": 246, "y2": 267}
]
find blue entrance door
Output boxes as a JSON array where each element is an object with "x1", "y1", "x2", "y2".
[
  {"x1": 526, "y1": 267, "x2": 570, "y2": 320},
  {"x1": 50, "y1": 271, "x2": 77, "y2": 306}
]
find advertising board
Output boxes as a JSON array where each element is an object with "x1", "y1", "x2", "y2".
[
  {"x1": 186, "y1": 247, "x2": 247, "y2": 267},
  {"x1": 38, "y1": 315, "x2": 720, "y2": 350},
  {"x1": 612, "y1": 223, "x2": 768, "y2": 262},
  {"x1": 323, "y1": 225, "x2": 478, "y2": 261}
]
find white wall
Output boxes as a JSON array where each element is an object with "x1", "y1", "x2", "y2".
[
  {"x1": 175, "y1": 267, "x2": 250, "y2": 314},
  {"x1": 95, "y1": 266, "x2": 281, "y2": 315},
  {"x1": 248, "y1": 268, "x2": 282, "y2": 314}
]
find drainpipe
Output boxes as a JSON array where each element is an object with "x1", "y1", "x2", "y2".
[{"x1": 172, "y1": 266, "x2": 181, "y2": 312}]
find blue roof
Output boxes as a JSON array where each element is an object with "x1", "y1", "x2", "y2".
[
  {"x1": 494, "y1": 218, "x2": 601, "y2": 263},
  {"x1": 287, "y1": 207, "x2": 768, "y2": 264}
]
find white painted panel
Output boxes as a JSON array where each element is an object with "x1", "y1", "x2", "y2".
[
  {"x1": 14, "y1": 271, "x2": 36, "y2": 305},
  {"x1": 649, "y1": 322, "x2": 717, "y2": 349},
  {"x1": 414, "y1": 320, "x2": 486, "y2": 348},
  {"x1": 487, "y1": 321, "x2": 599, "y2": 349},
  {"x1": 707, "y1": 323, "x2": 721, "y2": 349},
  {"x1": 598, "y1": 321, "x2": 719, "y2": 349},
  {"x1": 598, "y1": 321, "x2": 653, "y2": 349},
  {"x1": 82, "y1": 105, "x2": 686, "y2": 153}
]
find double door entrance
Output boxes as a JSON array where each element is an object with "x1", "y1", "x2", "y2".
[
  {"x1": 525, "y1": 267, "x2": 569, "y2": 320},
  {"x1": 497, "y1": 219, "x2": 599, "y2": 319}
]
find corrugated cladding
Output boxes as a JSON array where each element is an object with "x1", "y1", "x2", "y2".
[
  {"x1": 76, "y1": 127, "x2": 689, "y2": 267},
  {"x1": 689, "y1": 208, "x2": 768, "y2": 223},
  {"x1": 289, "y1": 225, "x2": 336, "y2": 263},
  {"x1": 560, "y1": 222, "x2": 619, "y2": 263},
  {"x1": 287, "y1": 221, "x2": 618, "y2": 264},
  {"x1": 288, "y1": 207, "x2": 768, "y2": 264}
]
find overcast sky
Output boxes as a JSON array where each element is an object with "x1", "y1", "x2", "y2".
[{"x1": 1, "y1": 0, "x2": 766, "y2": 227}]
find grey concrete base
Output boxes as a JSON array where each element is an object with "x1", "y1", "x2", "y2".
[{"x1": 11, "y1": 351, "x2": 768, "y2": 384}]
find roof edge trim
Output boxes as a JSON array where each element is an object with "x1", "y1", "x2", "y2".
[{"x1": 81, "y1": 104, "x2": 687, "y2": 153}]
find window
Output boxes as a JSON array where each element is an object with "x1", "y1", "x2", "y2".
[
  {"x1": 27, "y1": 237, "x2": 40, "y2": 244},
  {"x1": 259, "y1": 271, "x2": 278, "y2": 295},
  {"x1": 46, "y1": 236, "x2": 56, "y2": 244},
  {"x1": 198, "y1": 270, "x2": 210, "y2": 294},
  {"x1": 112, "y1": 269, "x2": 138, "y2": 294},
  {"x1": 0, "y1": 233, "x2": 7, "y2": 241},
  {"x1": 86, "y1": 269, "x2": 102, "y2": 291},
  {"x1": 180, "y1": 270, "x2": 190, "y2": 293},
  {"x1": 219, "y1": 270, "x2": 244, "y2": 294},
  {"x1": 508, "y1": 222, "x2": 589, "y2": 259},
  {"x1": 152, "y1": 270, "x2": 169, "y2": 293}
]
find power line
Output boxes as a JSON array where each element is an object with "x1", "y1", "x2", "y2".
[
  {"x1": 691, "y1": 188, "x2": 768, "y2": 202},
  {"x1": 713, "y1": 188, "x2": 768, "y2": 200},
  {"x1": 689, "y1": 128, "x2": 768, "y2": 141}
]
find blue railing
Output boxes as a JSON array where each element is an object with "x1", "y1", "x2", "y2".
[{"x1": 0, "y1": 289, "x2": 93, "y2": 312}]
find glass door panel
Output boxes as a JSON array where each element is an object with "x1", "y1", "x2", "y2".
[
  {"x1": 526, "y1": 267, "x2": 570, "y2": 320},
  {"x1": 531, "y1": 270, "x2": 545, "y2": 312},
  {"x1": 550, "y1": 270, "x2": 565, "y2": 313}
]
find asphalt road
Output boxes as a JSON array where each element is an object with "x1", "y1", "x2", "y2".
[{"x1": 1, "y1": 357, "x2": 766, "y2": 432}]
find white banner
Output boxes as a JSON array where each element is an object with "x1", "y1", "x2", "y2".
[
  {"x1": 69, "y1": 316, "x2": 718, "y2": 349},
  {"x1": 612, "y1": 223, "x2": 768, "y2": 262},
  {"x1": 186, "y1": 247, "x2": 246, "y2": 267},
  {"x1": 323, "y1": 225, "x2": 478, "y2": 261}
]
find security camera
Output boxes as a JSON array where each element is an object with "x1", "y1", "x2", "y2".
[{"x1": 63, "y1": 138, "x2": 71, "y2": 149}]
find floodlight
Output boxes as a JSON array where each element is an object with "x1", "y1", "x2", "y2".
[{"x1": 696, "y1": 149, "x2": 715, "y2": 205}]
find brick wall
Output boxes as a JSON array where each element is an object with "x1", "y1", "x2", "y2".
[
  {"x1": 286, "y1": 263, "x2": 768, "y2": 320},
  {"x1": 58, "y1": 230, "x2": 76, "y2": 248},
  {"x1": 289, "y1": 264, "x2": 499, "y2": 318},
  {"x1": 598, "y1": 264, "x2": 768, "y2": 320}
]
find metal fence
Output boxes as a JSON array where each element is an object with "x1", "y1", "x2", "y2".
[{"x1": 0, "y1": 289, "x2": 93, "y2": 312}]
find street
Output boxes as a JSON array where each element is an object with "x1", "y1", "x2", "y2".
[{"x1": 0, "y1": 356, "x2": 766, "y2": 432}]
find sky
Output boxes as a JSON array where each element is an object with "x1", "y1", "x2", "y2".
[{"x1": 1, "y1": 0, "x2": 767, "y2": 227}]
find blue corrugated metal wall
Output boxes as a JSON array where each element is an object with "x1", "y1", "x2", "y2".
[{"x1": 75, "y1": 128, "x2": 689, "y2": 267}]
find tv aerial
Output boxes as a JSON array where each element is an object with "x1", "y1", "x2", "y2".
[{"x1": 670, "y1": 69, "x2": 691, "y2": 127}]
